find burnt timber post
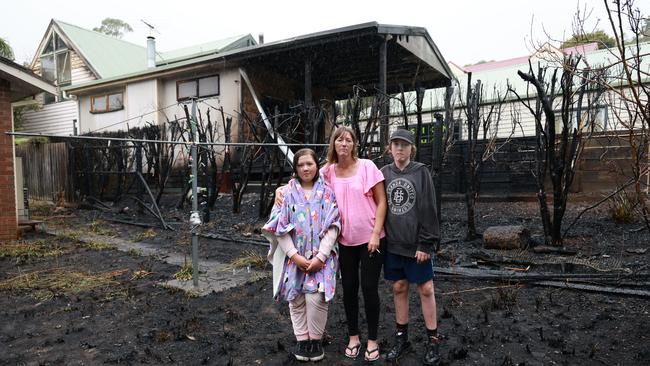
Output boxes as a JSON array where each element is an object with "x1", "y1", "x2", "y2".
[
  {"x1": 415, "y1": 87, "x2": 425, "y2": 161},
  {"x1": 432, "y1": 112, "x2": 443, "y2": 230},
  {"x1": 305, "y1": 58, "x2": 313, "y2": 144},
  {"x1": 379, "y1": 36, "x2": 388, "y2": 147}
]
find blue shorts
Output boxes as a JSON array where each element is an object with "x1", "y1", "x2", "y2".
[{"x1": 384, "y1": 251, "x2": 434, "y2": 284}]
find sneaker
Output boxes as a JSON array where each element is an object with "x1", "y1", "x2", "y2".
[
  {"x1": 386, "y1": 333, "x2": 411, "y2": 362},
  {"x1": 422, "y1": 342, "x2": 441, "y2": 366},
  {"x1": 293, "y1": 340, "x2": 310, "y2": 362},
  {"x1": 308, "y1": 339, "x2": 324, "y2": 362}
]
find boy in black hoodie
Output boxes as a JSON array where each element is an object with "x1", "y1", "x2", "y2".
[{"x1": 381, "y1": 129, "x2": 441, "y2": 365}]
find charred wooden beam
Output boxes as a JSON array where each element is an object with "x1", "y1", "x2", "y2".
[{"x1": 379, "y1": 35, "x2": 388, "y2": 147}]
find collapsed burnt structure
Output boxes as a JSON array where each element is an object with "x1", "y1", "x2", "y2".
[{"x1": 15, "y1": 22, "x2": 453, "y2": 220}]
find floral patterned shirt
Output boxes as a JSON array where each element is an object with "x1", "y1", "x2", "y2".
[{"x1": 262, "y1": 175, "x2": 341, "y2": 302}]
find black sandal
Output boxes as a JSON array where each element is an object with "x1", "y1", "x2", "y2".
[
  {"x1": 345, "y1": 343, "x2": 361, "y2": 359},
  {"x1": 364, "y1": 347, "x2": 380, "y2": 362}
]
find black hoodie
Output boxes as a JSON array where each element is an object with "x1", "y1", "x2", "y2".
[{"x1": 381, "y1": 161, "x2": 439, "y2": 257}]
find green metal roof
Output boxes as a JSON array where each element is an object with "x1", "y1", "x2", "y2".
[
  {"x1": 157, "y1": 34, "x2": 256, "y2": 65},
  {"x1": 55, "y1": 20, "x2": 254, "y2": 79},
  {"x1": 55, "y1": 20, "x2": 148, "y2": 78}
]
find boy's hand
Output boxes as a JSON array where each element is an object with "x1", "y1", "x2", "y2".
[{"x1": 415, "y1": 251, "x2": 430, "y2": 264}]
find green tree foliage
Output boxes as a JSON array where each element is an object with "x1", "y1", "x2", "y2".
[
  {"x1": 93, "y1": 18, "x2": 133, "y2": 39},
  {"x1": 0, "y1": 36, "x2": 14, "y2": 60},
  {"x1": 561, "y1": 30, "x2": 616, "y2": 49}
]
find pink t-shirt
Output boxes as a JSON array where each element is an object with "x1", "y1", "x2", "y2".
[{"x1": 321, "y1": 159, "x2": 385, "y2": 246}]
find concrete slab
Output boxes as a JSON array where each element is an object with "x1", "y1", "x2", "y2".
[{"x1": 47, "y1": 229, "x2": 270, "y2": 296}]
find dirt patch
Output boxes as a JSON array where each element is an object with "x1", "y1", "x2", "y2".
[{"x1": 2, "y1": 196, "x2": 649, "y2": 365}]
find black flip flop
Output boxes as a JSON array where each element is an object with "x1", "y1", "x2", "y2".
[
  {"x1": 364, "y1": 347, "x2": 380, "y2": 362},
  {"x1": 345, "y1": 343, "x2": 361, "y2": 359}
]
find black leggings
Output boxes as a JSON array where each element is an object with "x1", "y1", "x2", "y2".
[{"x1": 338, "y1": 240, "x2": 385, "y2": 340}]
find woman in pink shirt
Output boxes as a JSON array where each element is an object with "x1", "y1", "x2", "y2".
[{"x1": 320, "y1": 126, "x2": 387, "y2": 362}]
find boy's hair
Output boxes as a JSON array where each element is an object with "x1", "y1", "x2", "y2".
[
  {"x1": 293, "y1": 148, "x2": 320, "y2": 182},
  {"x1": 385, "y1": 140, "x2": 417, "y2": 159},
  {"x1": 327, "y1": 126, "x2": 358, "y2": 164}
]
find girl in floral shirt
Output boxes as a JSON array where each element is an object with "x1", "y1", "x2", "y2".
[{"x1": 262, "y1": 148, "x2": 340, "y2": 362}]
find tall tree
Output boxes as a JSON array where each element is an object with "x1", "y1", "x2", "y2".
[
  {"x1": 93, "y1": 18, "x2": 133, "y2": 39},
  {"x1": 512, "y1": 57, "x2": 606, "y2": 246},
  {"x1": 0, "y1": 36, "x2": 14, "y2": 60},
  {"x1": 560, "y1": 30, "x2": 616, "y2": 49},
  {"x1": 462, "y1": 75, "x2": 509, "y2": 240}
]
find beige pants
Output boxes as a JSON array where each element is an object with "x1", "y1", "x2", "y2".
[{"x1": 289, "y1": 292, "x2": 329, "y2": 340}]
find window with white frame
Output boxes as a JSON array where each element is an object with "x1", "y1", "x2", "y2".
[
  {"x1": 40, "y1": 32, "x2": 71, "y2": 105},
  {"x1": 176, "y1": 75, "x2": 219, "y2": 101},
  {"x1": 91, "y1": 92, "x2": 124, "y2": 113},
  {"x1": 553, "y1": 105, "x2": 608, "y2": 133},
  {"x1": 40, "y1": 32, "x2": 71, "y2": 86}
]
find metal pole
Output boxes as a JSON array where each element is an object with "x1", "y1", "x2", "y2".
[
  {"x1": 5, "y1": 131, "x2": 329, "y2": 147},
  {"x1": 190, "y1": 99, "x2": 200, "y2": 287}
]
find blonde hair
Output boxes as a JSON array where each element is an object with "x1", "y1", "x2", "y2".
[{"x1": 327, "y1": 126, "x2": 358, "y2": 164}]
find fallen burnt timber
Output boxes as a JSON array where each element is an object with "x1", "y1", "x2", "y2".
[{"x1": 434, "y1": 266, "x2": 650, "y2": 297}]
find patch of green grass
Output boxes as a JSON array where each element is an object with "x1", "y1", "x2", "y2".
[
  {"x1": 89, "y1": 220, "x2": 117, "y2": 237},
  {"x1": 103, "y1": 288, "x2": 131, "y2": 301},
  {"x1": 130, "y1": 270, "x2": 152, "y2": 280},
  {"x1": 83, "y1": 240, "x2": 115, "y2": 251},
  {"x1": 174, "y1": 262, "x2": 193, "y2": 282},
  {"x1": 185, "y1": 289, "x2": 200, "y2": 298},
  {"x1": 0, "y1": 240, "x2": 65, "y2": 261},
  {"x1": 32, "y1": 289, "x2": 55, "y2": 302},
  {"x1": 0, "y1": 268, "x2": 127, "y2": 295},
  {"x1": 127, "y1": 248, "x2": 142, "y2": 257},
  {"x1": 58, "y1": 231, "x2": 82, "y2": 243},
  {"x1": 609, "y1": 191, "x2": 636, "y2": 223},
  {"x1": 223, "y1": 250, "x2": 268, "y2": 271},
  {"x1": 132, "y1": 228, "x2": 157, "y2": 242}
]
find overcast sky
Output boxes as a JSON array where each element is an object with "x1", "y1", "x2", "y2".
[{"x1": 2, "y1": 0, "x2": 648, "y2": 67}]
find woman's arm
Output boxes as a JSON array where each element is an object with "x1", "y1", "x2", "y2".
[
  {"x1": 274, "y1": 185, "x2": 288, "y2": 206},
  {"x1": 368, "y1": 181, "x2": 387, "y2": 253}
]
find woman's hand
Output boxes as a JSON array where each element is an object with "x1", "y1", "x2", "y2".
[
  {"x1": 305, "y1": 257, "x2": 324, "y2": 273},
  {"x1": 367, "y1": 232, "x2": 381, "y2": 255},
  {"x1": 414, "y1": 250, "x2": 431, "y2": 264},
  {"x1": 274, "y1": 185, "x2": 287, "y2": 206},
  {"x1": 291, "y1": 254, "x2": 310, "y2": 272}
]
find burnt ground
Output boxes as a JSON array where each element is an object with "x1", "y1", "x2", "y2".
[{"x1": 1, "y1": 194, "x2": 649, "y2": 366}]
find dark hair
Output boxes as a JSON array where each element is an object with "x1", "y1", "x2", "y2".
[
  {"x1": 327, "y1": 126, "x2": 358, "y2": 164},
  {"x1": 293, "y1": 148, "x2": 319, "y2": 183}
]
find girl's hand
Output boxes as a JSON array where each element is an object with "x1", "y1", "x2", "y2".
[
  {"x1": 415, "y1": 251, "x2": 430, "y2": 264},
  {"x1": 274, "y1": 185, "x2": 287, "y2": 206},
  {"x1": 291, "y1": 254, "x2": 310, "y2": 271},
  {"x1": 305, "y1": 257, "x2": 324, "y2": 273},
  {"x1": 367, "y1": 232, "x2": 380, "y2": 255}
]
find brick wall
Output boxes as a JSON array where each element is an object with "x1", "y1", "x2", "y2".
[{"x1": 0, "y1": 79, "x2": 17, "y2": 240}]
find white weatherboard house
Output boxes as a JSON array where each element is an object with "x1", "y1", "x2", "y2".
[
  {"x1": 18, "y1": 19, "x2": 256, "y2": 135},
  {"x1": 390, "y1": 41, "x2": 650, "y2": 142}
]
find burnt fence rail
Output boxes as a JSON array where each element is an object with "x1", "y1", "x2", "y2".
[
  {"x1": 15, "y1": 131, "x2": 647, "y2": 204},
  {"x1": 420, "y1": 131, "x2": 648, "y2": 196}
]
